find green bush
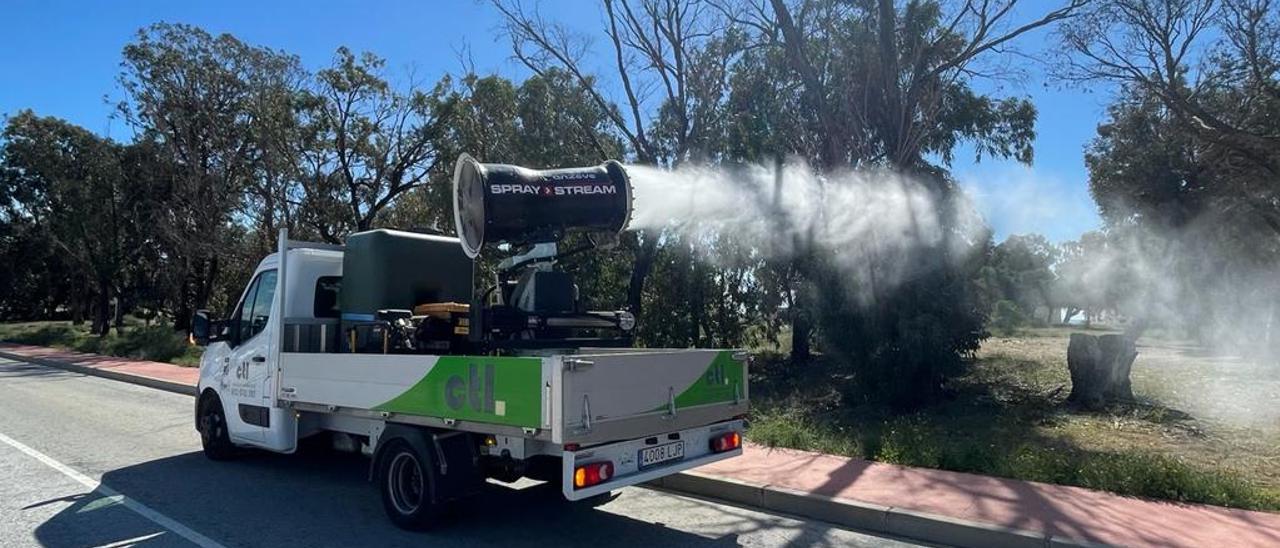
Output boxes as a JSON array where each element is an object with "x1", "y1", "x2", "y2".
[
  {"x1": 104, "y1": 325, "x2": 191, "y2": 362},
  {"x1": 811, "y1": 231, "x2": 991, "y2": 410},
  {"x1": 11, "y1": 325, "x2": 81, "y2": 347},
  {"x1": 2, "y1": 322, "x2": 200, "y2": 366}
]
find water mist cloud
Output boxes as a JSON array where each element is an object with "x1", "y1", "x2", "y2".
[{"x1": 624, "y1": 161, "x2": 986, "y2": 302}]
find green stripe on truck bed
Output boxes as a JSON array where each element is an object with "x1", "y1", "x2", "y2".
[{"x1": 374, "y1": 356, "x2": 543, "y2": 428}]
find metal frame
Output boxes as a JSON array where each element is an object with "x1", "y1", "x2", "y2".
[{"x1": 283, "y1": 401, "x2": 554, "y2": 442}]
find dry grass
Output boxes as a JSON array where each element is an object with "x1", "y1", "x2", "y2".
[
  {"x1": 750, "y1": 326, "x2": 1280, "y2": 511},
  {"x1": 977, "y1": 327, "x2": 1280, "y2": 497}
]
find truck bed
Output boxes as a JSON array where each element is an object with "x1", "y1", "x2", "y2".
[
  {"x1": 554, "y1": 349, "x2": 748, "y2": 445},
  {"x1": 276, "y1": 349, "x2": 748, "y2": 445}
]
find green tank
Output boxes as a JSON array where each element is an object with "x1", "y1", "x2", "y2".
[{"x1": 340, "y1": 229, "x2": 473, "y2": 322}]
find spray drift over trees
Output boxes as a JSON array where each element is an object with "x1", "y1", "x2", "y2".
[
  {"x1": 1061, "y1": 0, "x2": 1280, "y2": 360},
  {"x1": 2, "y1": 0, "x2": 1277, "y2": 409}
]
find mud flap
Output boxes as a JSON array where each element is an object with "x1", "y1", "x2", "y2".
[
  {"x1": 431, "y1": 430, "x2": 484, "y2": 499},
  {"x1": 372, "y1": 425, "x2": 482, "y2": 503}
]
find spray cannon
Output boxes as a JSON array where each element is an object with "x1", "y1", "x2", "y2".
[
  {"x1": 452, "y1": 153, "x2": 633, "y2": 258},
  {"x1": 451, "y1": 154, "x2": 636, "y2": 349}
]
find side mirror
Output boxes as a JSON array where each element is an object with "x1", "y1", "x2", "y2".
[{"x1": 191, "y1": 310, "x2": 212, "y2": 346}]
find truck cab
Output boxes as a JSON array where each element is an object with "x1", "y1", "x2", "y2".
[{"x1": 196, "y1": 245, "x2": 342, "y2": 453}]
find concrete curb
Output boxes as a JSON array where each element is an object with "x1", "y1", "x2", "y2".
[
  {"x1": 1, "y1": 347, "x2": 1111, "y2": 547},
  {"x1": 0, "y1": 349, "x2": 198, "y2": 397},
  {"x1": 647, "y1": 470, "x2": 1106, "y2": 548}
]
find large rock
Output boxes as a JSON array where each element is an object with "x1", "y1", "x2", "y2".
[{"x1": 1066, "y1": 333, "x2": 1137, "y2": 409}]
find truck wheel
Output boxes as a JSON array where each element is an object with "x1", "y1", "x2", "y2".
[
  {"x1": 376, "y1": 438, "x2": 443, "y2": 530},
  {"x1": 197, "y1": 393, "x2": 236, "y2": 461}
]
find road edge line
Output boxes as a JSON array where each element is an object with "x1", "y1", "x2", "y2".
[
  {"x1": 0, "y1": 430, "x2": 226, "y2": 548},
  {"x1": 0, "y1": 349, "x2": 196, "y2": 397}
]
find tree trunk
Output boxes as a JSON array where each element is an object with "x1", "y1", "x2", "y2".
[
  {"x1": 688, "y1": 252, "x2": 704, "y2": 346},
  {"x1": 71, "y1": 299, "x2": 85, "y2": 326},
  {"x1": 174, "y1": 275, "x2": 193, "y2": 332},
  {"x1": 789, "y1": 268, "x2": 812, "y2": 363},
  {"x1": 1066, "y1": 333, "x2": 1137, "y2": 409},
  {"x1": 113, "y1": 290, "x2": 125, "y2": 335},
  {"x1": 771, "y1": 154, "x2": 811, "y2": 363},
  {"x1": 198, "y1": 256, "x2": 220, "y2": 311},
  {"x1": 790, "y1": 305, "x2": 811, "y2": 363},
  {"x1": 627, "y1": 234, "x2": 659, "y2": 321},
  {"x1": 178, "y1": 255, "x2": 220, "y2": 332},
  {"x1": 92, "y1": 281, "x2": 111, "y2": 337},
  {"x1": 70, "y1": 281, "x2": 85, "y2": 325}
]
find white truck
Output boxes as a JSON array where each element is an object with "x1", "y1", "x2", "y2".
[{"x1": 190, "y1": 156, "x2": 748, "y2": 530}]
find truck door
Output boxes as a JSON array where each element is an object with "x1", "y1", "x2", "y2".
[{"x1": 223, "y1": 268, "x2": 279, "y2": 445}]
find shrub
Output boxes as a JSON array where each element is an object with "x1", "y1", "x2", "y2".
[
  {"x1": 106, "y1": 326, "x2": 191, "y2": 362},
  {"x1": 12, "y1": 325, "x2": 81, "y2": 347},
  {"x1": 2, "y1": 322, "x2": 199, "y2": 366},
  {"x1": 815, "y1": 265, "x2": 991, "y2": 410}
]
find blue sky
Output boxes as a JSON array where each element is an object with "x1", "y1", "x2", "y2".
[{"x1": 0, "y1": 0, "x2": 1108, "y2": 243}]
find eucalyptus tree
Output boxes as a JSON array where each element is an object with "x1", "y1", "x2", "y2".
[
  {"x1": 0, "y1": 112, "x2": 150, "y2": 334},
  {"x1": 292, "y1": 47, "x2": 449, "y2": 242},
  {"x1": 716, "y1": 0, "x2": 1083, "y2": 405},
  {"x1": 118, "y1": 23, "x2": 302, "y2": 328},
  {"x1": 492, "y1": 0, "x2": 739, "y2": 330},
  {"x1": 1064, "y1": 0, "x2": 1280, "y2": 355}
]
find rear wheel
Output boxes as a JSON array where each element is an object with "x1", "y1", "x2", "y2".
[
  {"x1": 376, "y1": 438, "x2": 444, "y2": 530},
  {"x1": 197, "y1": 394, "x2": 236, "y2": 461}
]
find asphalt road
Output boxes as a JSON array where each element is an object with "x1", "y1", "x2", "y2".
[{"x1": 0, "y1": 356, "x2": 925, "y2": 548}]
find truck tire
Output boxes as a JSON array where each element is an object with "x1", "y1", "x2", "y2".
[
  {"x1": 375, "y1": 437, "x2": 444, "y2": 530},
  {"x1": 197, "y1": 392, "x2": 236, "y2": 461}
]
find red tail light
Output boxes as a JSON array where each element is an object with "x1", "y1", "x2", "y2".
[
  {"x1": 573, "y1": 461, "x2": 614, "y2": 489},
  {"x1": 710, "y1": 431, "x2": 742, "y2": 453}
]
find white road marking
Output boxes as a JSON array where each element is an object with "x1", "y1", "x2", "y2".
[
  {"x1": 0, "y1": 431, "x2": 227, "y2": 548},
  {"x1": 93, "y1": 531, "x2": 167, "y2": 547}
]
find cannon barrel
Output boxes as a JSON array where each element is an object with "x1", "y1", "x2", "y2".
[{"x1": 452, "y1": 154, "x2": 633, "y2": 258}]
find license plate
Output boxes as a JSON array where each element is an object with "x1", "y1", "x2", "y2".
[{"x1": 639, "y1": 441, "x2": 685, "y2": 469}]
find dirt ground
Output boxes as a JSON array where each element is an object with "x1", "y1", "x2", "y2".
[{"x1": 977, "y1": 327, "x2": 1280, "y2": 494}]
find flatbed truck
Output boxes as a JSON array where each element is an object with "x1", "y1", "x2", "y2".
[{"x1": 190, "y1": 156, "x2": 748, "y2": 529}]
